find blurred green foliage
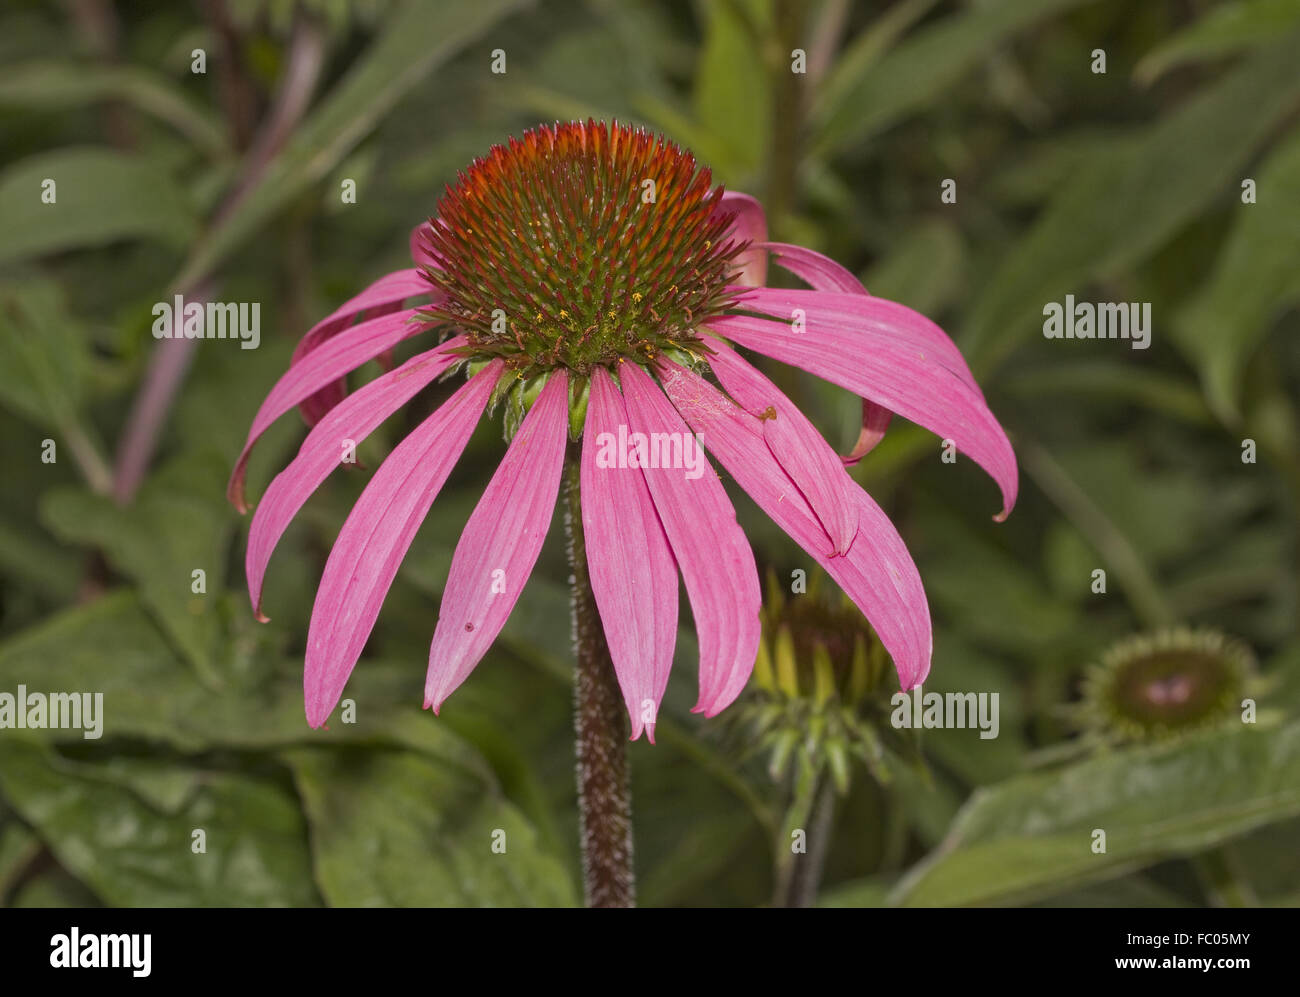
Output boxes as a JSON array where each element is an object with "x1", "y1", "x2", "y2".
[{"x1": 0, "y1": 0, "x2": 1297, "y2": 907}]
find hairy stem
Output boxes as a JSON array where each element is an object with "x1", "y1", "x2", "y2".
[{"x1": 563, "y1": 446, "x2": 635, "y2": 907}]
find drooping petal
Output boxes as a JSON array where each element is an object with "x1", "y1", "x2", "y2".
[
  {"x1": 754, "y1": 243, "x2": 895, "y2": 459},
  {"x1": 705, "y1": 339, "x2": 858, "y2": 556},
  {"x1": 245, "y1": 337, "x2": 466, "y2": 621},
  {"x1": 581, "y1": 367, "x2": 678, "y2": 741},
  {"x1": 760, "y1": 241, "x2": 866, "y2": 295},
  {"x1": 228, "y1": 306, "x2": 433, "y2": 513},
  {"x1": 729, "y1": 285, "x2": 981, "y2": 392},
  {"x1": 658, "y1": 358, "x2": 931, "y2": 689},
  {"x1": 291, "y1": 271, "x2": 432, "y2": 357},
  {"x1": 618, "y1": 361, "x2": 761, "y2": 716},
  {"x1": 821, "y1": 491, "x2": 934, "y2": 688},
  {"x1": 842, "y1": 398, "x2": 893, "y2": 466},
  {"x1": 291, "y1": 269, "x2": 437, "y2": 425},
  {"x1": 708, "y1": 298, "x2": 1017, "y2": 520},
  {"x1": 424, "y1": 372, "x2": 569, "y2": 712},
  {"x1": 716, "y1": 191, "x2": 768, "y2": 287},
  {"x1": 303, "y1": 360, "x2": 502, "y2": 727}
]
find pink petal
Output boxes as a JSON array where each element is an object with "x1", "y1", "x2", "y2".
[
  {"x1": 729, "y1": 285, "x2": 981, "y2": 393},
  {"x1": 821, "y1": 490, "x2": 934, "y2": 688},
  {"x1": 708, "y1": 297, "x2": 1017, "y2": 520},
  {"x1": 303, "y1": 360, "x2": 502, "y2": 727},
  {"x1": 581, "y1": 367, "x2": 679, "y2": 742},
  {"x1": 705, "y1": 340, "x2": 858, "y2": 556},
  {"x1": 658, "y1": 359, "x2": 931, "y2": 689},
  {"x1": 752, "y1": 243, "x2": 896, "y2": 460},
  {"x1": 228, "y1": 306, "x2": 433, "y2": 513},
  {"x1": 618, "y1": 361, "x2": 761, "y2": 716},
  {"x1": 291, "y1": 269, "x2": 437, "y2": 426},
  {"x1": 716, "y1": 191, "x2": 768, "y2": 287},
  {"x1": 424, "y1": 372, "x2": 569, "y2": 712},
  {"x1": 842, "y1": 398, "x2": 893, "y2": 466},
  {"x1": 759, "y1": 241, "x2": 867, "y2": 295},
  {"x1": 245, "y1": 337, "x2": 466, "y2": 621},
  {"x1": 410, "y1": 222, "x2": 438, "y2": 270}
]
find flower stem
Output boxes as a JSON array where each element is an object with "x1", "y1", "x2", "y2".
[
  {"x1": 563, "y1": 445, "x2": 635, "y2": 908},
  {"x1": 773, "y1": 762, "x2": 835, "y2": 907},
  {"x1": 764, "y1": 0, "x2": 810, "y2": 237}
]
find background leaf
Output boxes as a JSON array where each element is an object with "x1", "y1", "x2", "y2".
[
  {"x1": 891, "y1": 723, "x2": 1300, "y2": 907},
  {"x1": 811, "y1": 0, "x2": 1098, "y2": 152},
  {"x1": 963, "y1": 34, "x2": 1300, "y2": 372},
  {"x1": 286, "y1": 746, "x2": 577, "y2": 907},
  {"x1": 0, "y1": 146, "x2": 197, "y2": 266},
  {"x1": 0, "y1": 741, "x2": 319, "y2": 907},
  {"x1": 1172, "y1": 129, "x2": 1300, "y2": 421},
  {"x1": 0, "y1": 60, "x2": 226, "y2": 157},
  {"x1": 170, "y1": 0, "x2": 526, "y2": 291},
  {"x1": 1134, "y1": 0, "x2": 1300, "y2": 84}
]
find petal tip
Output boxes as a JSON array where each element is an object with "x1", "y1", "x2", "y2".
[{"x1": 227, "y1": 481, "x2": 249, "y2": 516}]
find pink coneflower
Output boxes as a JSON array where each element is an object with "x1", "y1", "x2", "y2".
[{"x1": 229, "y1": 120, "x2": 1016, "y2": 744}]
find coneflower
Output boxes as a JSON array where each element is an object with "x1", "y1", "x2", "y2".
[{"x1": 229, "y1": 120, "x2": 1017, "y2": 906}]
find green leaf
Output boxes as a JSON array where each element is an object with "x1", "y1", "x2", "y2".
[
  {"x1": 0, "y1": 741, "x2": 320, "y2": 907},
  {"x1": 813, "y1": 0, "x2": 939, "y2": 141},
  {"x1": 171, "y1": 0, "x2": 526, "y2": 291},
  {"x1": 0, "y1": 60, "x2": 226, "y2": 157},
  {"x1": 0, "y1": 279, "x2": 113, "y2": 495},
  {"x1": 891, "y1": 722, "x2": 1300, "y2": 906},
  {"x1": 1172, "y1": 128, "x2": 1300, "y2": 421},
  {"x1": 0, "y1": 147, "x2": 198, "y2": 266},
  {"x1": 963, "y1": 34, "x2": 1300, "y2": 372},
  {"x1": 40, "y1": 451, "x2": 237, "y2": 687},
  {"x1": 285, "y1": 746, "x2": 577, "y2": 906},
  {"x1": 0, "y1": 591, "x2": 494, "y2": 774},
  {"x1": 812, "y1": 0, "x2": 1097, "y2": 153},
  {"x1": 691, "y1": 0, "x2": 771, "y2": 181},
  {"x1": 0, "y1": 279, "x2": 91, "y2": 425},
  {"x1": 1135, "y1": 0, "x2": 1300, "y2": 84}
]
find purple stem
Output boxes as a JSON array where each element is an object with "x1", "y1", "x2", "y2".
[{"x1": 110, "y1": 14, "x2": 326, "y2": 504}]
